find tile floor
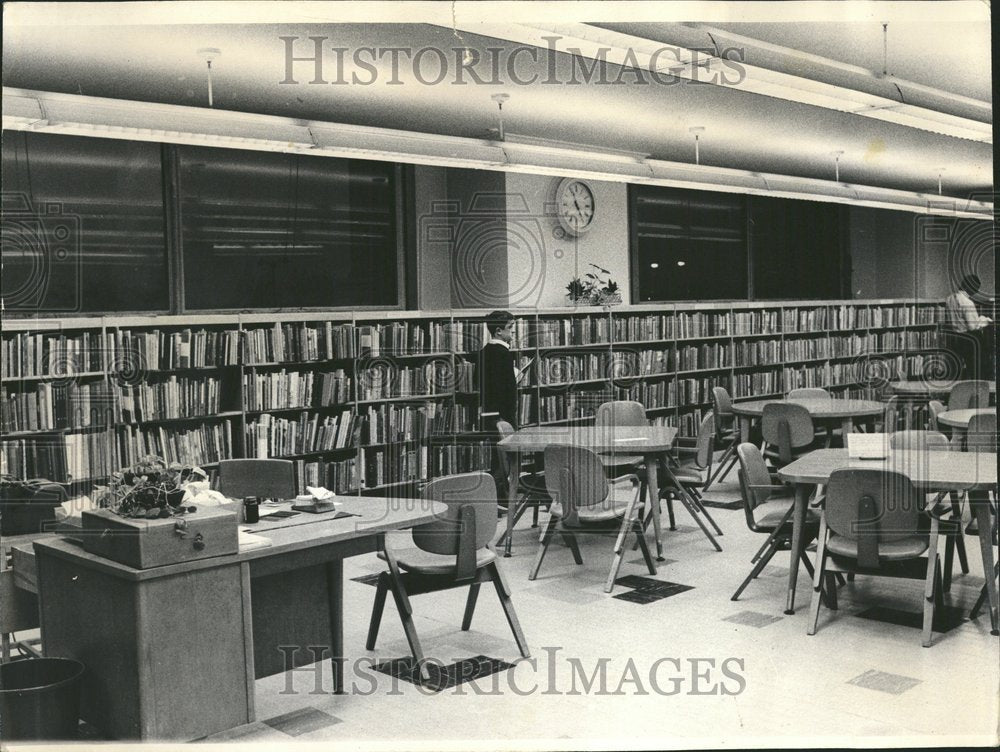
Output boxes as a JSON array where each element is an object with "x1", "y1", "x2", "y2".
[{"x1": 200, "y1": 466, "x2": 998, "y2": 748}]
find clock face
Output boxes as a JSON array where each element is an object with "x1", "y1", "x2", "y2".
[{"x1": 556, "y1": 179, "x2": 596, "y2": 236}]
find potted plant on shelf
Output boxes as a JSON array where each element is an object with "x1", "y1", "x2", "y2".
[{"x1": 566, "y1": 264, "x2": 623, "y2": 307}]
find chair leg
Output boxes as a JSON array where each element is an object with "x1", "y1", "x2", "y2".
[
  {"x1": 800, "y1": 550, "x2": 815, "y2": 579},
  {"x1": 695, "y1": 500, "x2": 724, "y2": 536},
  {"x1": 531, "y1": 503, "x2": 540, "y2": 528},
  {"x1": 461, "y1": 582, "x2": 481, "y2": 631},
  {"x1": 731, "y1": 540, "x2": 779, "y2": 600},
  {"x1": 488, "y1": 563, "x2": 530, "y2": 659},
  {"x1": 561, "y1": 532, "x2": 584, "y2": 565},
  {"x1": 495, "y1": 501, "x2": 529, "y2": 547},
  {"x1": 665, "y1": 494, "x2": 676, "y2": 530},
  {"x1": 950, "y1": 493, "x2": 970, "y2": 574},
  {"x1": 922, "y1": 523, "x2": 942, "y2": 648},
  {"x1": 823, "y1": 573, "x2": 839, "y2": 610},
  {"x1": 704, "y1": 443, "x2": 735, "y2": 490},
  {"x1": 366, "y1": 574, "x2": 390, "y2": 650},
  {"x1": 942, "y1": 535, "x2": 955, "y2": 592},
  {"x1": 807, "y1": 516, "x2": 829, "y2": 636},
  {"x1": 382, "y1": 545, "x2": 430, "y2": 680},
  {"x1": 674, "y1": 488, "x2": 723, "y2": 551},
  {"x1": 529, "y1": 516, "x2": 559, "y2": 581},
  {"x1": 605, "y1": 490, "x2": 644, "y2": 593},
  {"x1": 634, "y1": 520, "x2": 657, "y2": 575}
]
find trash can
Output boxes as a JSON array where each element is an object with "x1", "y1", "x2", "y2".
[{"x1": 0, "y1": 657, "x2": 85, "y2": 740}]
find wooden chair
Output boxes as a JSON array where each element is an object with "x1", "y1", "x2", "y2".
[
  {"x1": 761, "y1": 403, "x2": 825, "y2": 468},
  {"x1": 366, "y1": 472, "x2": 529, "y2": 680},
  {"x1": 965, "y1": 412, "x2": 997, "y2": 453},
  {"x1": 531, "y1": 445, "x2": 655, "y2": 593},
  {"x1": 704, "y1": 386, "x2": 740, "y2": 490},
  {"x1": 808, "y1": 468, "x2": 951, "y2": 647},
  {"x1": 927, "y1": 399, "x2": 947, "y2": 433},
  {"x1": 495, "y1": 420, "x2": 550, "y2": 554},
  {"x1": 889, "y1": 429, "x2": 969, "y2": 587},
  {"x1": 218, "y1": 458, "x2": 296, "y2": 500},
  {"x1": 594, "y1": 400, "x2": 648, "y2": 473},
  {"x1": 787, "y1": 388, "x2": 831, "y2": 399},
  {"x1": 948, "y1": 380, "x2": 990, "y2": 411},
  {"x1": 732, "y1": 443, "x2": 821, "y2": 601}
]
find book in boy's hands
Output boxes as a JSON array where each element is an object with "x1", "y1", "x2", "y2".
[{"x1": 515, "y1": 357, "x2": 536, "y2": 383}]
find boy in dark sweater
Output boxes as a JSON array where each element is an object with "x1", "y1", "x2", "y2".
[{"x1": 477, "y1": 310, "x2": 519, "y2": 430}]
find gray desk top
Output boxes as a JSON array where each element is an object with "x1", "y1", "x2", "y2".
[{"x1": 777, "y1": 448, "x2": 997, "y2": 489}]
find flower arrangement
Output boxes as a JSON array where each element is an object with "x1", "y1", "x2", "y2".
[
  {"x1": 566, "y1": 264, "x2": 622, "y2": 306},
  {"x1": 94, "y1": 456, "x2": 207, "y2": 519}
]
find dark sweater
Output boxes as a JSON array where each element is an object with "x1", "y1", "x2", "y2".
[{"x1": 477, "y1": 342, "x2": 517, "y2": 427}]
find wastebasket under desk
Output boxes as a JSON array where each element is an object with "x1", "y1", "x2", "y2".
[{"x1": 33, "y1": 538, "x2": 252, "y2": 741}]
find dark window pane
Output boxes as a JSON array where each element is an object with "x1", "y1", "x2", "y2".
[
  {"x1": 631, "y1": 185, "x2": 747, "y2": 301},
  {"x1": 1, "y1": 131, "x2": 168, "y2": 313},
  {"x1": 178, "y1": 146, "x2": 398, "y2": 310}
]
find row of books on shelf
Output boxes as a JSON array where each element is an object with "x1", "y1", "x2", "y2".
[
  {"x1": 530, "y1": 317, "x2": 613, "y2": 347},
  {"x1": 241, "y1": 322, "x2": 357, "y2": 363},
  {"x1": 355, "y1": 363, "x2": 449, "y2": 400},
  {"x1": 296, "y1": 457, "x2": 359, "y2": 496},
  {"x1": 1, "y1": 421, "x2": 235, "y2": 483},
  {"x1": 243, "y1": 369, "x2": 351, "y2": 411},
  {"x1": 246, "y1": 410, "x2": 358, "y2": 458},
  {"x1": 108, "y1": 328, "x2": 240, "y2": 370},
  {"x1": 358, "y1": 402, "x2": 473, "y2": 444},
  {"x1": 117, "y1": 377, "x2": 224, "y2": 424},
  {"x1": 2, "y1": 331, "x2": 105, "y2": 379},
  {"x1": 1, "y1": 381, "x2": 118, "y2": 433}
]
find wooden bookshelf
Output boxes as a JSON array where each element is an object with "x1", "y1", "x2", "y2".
[{"x1": 1, "y1": 299, "x2": 944, "y2": 496}]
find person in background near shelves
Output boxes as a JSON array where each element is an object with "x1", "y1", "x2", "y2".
[
  {"x1": 477, "y1": 310, "x2": 519, "y2": 500},
  {"x1": 943, "y1": 274, "x2": 994, "y2": 379},
  {"x1": 477, "y1": 310, "x2": 518, "y2": 430}
]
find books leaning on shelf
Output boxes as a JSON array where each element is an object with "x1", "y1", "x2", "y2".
[{"x1": 247, "y1": 410, "x2": 357, "y2": 458}]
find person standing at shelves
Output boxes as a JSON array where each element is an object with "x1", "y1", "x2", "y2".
[
  {"x1": 943, "y1": 274, "x2": 994, "y2": 379},
  {"x1": 477, "y1": 310, "x2": 519, "y2": 431}
]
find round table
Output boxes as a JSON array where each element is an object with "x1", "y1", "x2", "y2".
[
  {"x1": 889, "y1": 380, "x2": 996, "y2": 397},
  {"x1": 730, "y1": 398, "x2": 887, "y2": 441},
  {"x1": 936, "y1": 408, "x2": 996, "y2": 429}
]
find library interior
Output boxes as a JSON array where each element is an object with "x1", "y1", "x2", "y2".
[{"x1": 0, "y1": 2, "x2": 997, "y2": 749}]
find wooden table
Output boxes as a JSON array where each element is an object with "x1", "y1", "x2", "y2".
[
  {"x1": 936, "y1": 408, "x2": 995, "y2": 429},
  {"x1": 777, "y1": 449, "x2": 998, "y2": 633},
  {"x1": 498, "y1": 425, "x2": 720, "y2": 561},
  {"x1": 731, "y1": 398, "x2": 887, "y2": 441},
  {"x1": 889, "y1": 380, "x2": 996, "y2": 397},
  {"x1": 32, "y1": 497, "x2": 444, "y2": 740}
]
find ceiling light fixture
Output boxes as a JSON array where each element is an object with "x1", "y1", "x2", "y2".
[
  {"x1": 689, "y1": 127, "x2": 705, "y2": 166},
  {"x1": 830, "y1": 150, "x2": 844, "y2": 183},
  {"x1": 491, "y1": 93, "x2": 510, "y2": 142},
  {"x1": 196, "y1": 48, "x2": 221, "y2": 108}
]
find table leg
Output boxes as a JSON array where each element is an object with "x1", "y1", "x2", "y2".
[
  {"x1": 740, "y1": 416, "x2": 751, "y2": 443},
  {"x1": 841, "y1": 418, "x2": 854, "y2": 437},
  {"x1": 970, "y1": 491, "x2": 999, "y2": 635},
  {"x1": 504, "y1": 451, "x2": 519, "y2": 558},
  {"x1": 644, "y1": 452, "x2": 665, "y2": 561},
  {"x1": 785, "y1": 483, "x2": 810, "y2": 615},
  {"x1": 326, "y1": 559, "x2": 344, "y2": 694}
]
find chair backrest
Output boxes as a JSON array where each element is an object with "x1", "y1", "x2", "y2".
[
  {"x1": 543, "y1": 444, "x2": 609, "y2": 528},
  {"x1": 711, "y1": 386, "x2": 734, "y2": 435},
  {"x1": 736, "y1": 442, "x2": 775, "y2": 524},
  {"x1": 414, "y1": 472, "x2": 498, "y2": 578},
  {"x1": 495, "y1": 419, "x2": 515, "y2": 477},
  {"x1": 691, "y1": 412, "x2": 716, "y2": 470},
  {"x1": 888, "y1": 430, "x2": 950, "y2": 451},
  {"x1": 595, "y1": 400, "x2": 647, "y2": 428},
  {"x1": 948, "y1": 380, "x2": 990, "y2": 410},
  {"x1": 965, "y1": 413, "x2": 997, "y2": 453},
  {"x1": 761, "y1": 403, "x2": 814, "y2": 463},
  {"x1": 218, "y1": 459, "x2": 296, "y2": 500},
  {"x1": 788, "y1": 387, "x2": 831, "y2": 400},
  {"x1": 824, "y1": 469, "x2": 923, "y2": 568},
  {"x1": 927, "y1": 400, "x2": 946, "y2": 432},
  {"x1": 882, "y1": 396, "x2": 902, "y2": 433}
]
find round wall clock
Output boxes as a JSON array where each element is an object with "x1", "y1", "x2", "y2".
[{"x1": 555, "y1": 178, "x2": 596, "y2": 236}]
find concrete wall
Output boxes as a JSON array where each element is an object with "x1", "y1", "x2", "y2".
[{"x1": 503, "y1": 173, "x2": 630, "y2": 309}]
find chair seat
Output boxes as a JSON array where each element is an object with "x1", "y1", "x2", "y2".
[
  {"x1": 826, "y1": 534, "x2": 928, "y2": 561},
  {"x1": 550, "y1": 480, "x2": 636, "y2": 523},
  {"x1": 752, "y1": 497, "x2": 819, "y2": 529},
  {"x1": 516, "y1": 471, "x2": 548, "y2": 496},
  {"x1": 672, "y1": 465, "x2": 705, "y2": 485},
  {"x1": 378, "y1": 545, "x2": 497, "y2": 575}
]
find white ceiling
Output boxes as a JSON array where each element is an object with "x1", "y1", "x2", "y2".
[{"x1": 2, "y1": 2, "x2": 993, "y2": 199}]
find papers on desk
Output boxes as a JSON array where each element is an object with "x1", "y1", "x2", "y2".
[
  {"x1": 847, "y1": 433, "x2": 889, "y2": 459},
  {"x1": 238, "y1": 530, "x2": 272, "y2": 551}
]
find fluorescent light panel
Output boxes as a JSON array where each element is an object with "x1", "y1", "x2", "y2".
[{"x1": 1, "y1": 88, "x2": 991, "y2": 220}]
